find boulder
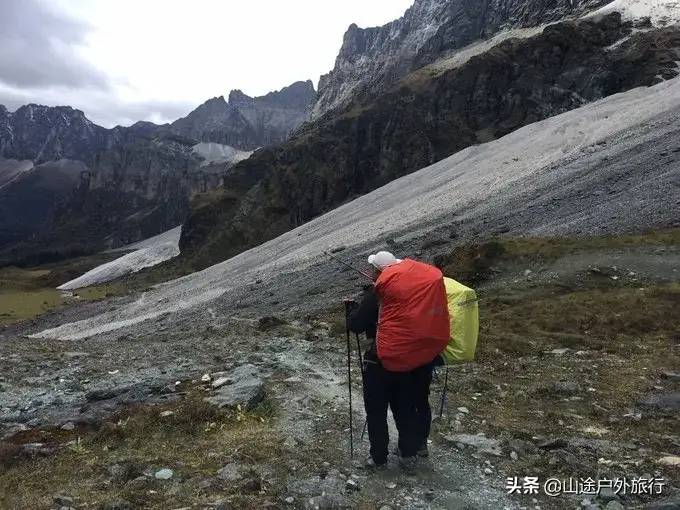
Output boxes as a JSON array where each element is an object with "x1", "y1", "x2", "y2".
[
  {"x1": 640, "y1": 392, "x2": 680, "y2": 411},
  {"x1": 205, "y1": 364, "x2": 264, "y2": 410}
]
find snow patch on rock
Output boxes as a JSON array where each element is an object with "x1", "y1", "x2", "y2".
[
  {"x1": 587, "y1": 0, "x2": 680, "y2": 25},
  {"x1": 192, "y1": 142, "x2": 253, "y2": 167},
  {"x1": 57, "y1": 226, "x2": 182, "y2": 290}
]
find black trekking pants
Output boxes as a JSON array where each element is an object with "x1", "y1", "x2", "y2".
[
  {"x1": 363, "y1": 360, "x2": 420, "y2": 464},
  {"x1": 412, "y1": 361, "x2": 435, "y2": 448}
]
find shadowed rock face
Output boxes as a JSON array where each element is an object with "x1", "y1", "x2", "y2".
[
  {"x1": 180, "y1": 15, "x2": 680, "y2": 269},
  {"x1": 0, "y1": 104, "x2": 115, "y2": 164},
  {"x1": 312, "y1": 0, "x2": 613, "y2": 119}
]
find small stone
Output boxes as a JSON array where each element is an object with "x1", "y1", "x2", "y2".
[
  {"x1": 605, "y1": 502, "x2": 624, "y2": 510},
  {"x1": 386, "y1": 482, "x2": 397, "y2": 489},
  {"x1": 154, "y1": 468, "x2": 173, "y2": 480},
  {"x1": 484, "y1": 467, "x2": 492, "y2": 475},
  {"x1": 551, "y1": 348, "x2": 570, "y2": 355},
  {"x1": 212, "y1": 376, "x2": 232, "y2": 389},
  {"x1": 510, "y1": 451, "x2": 519, "y2": 461},
  {"x1": 285, "y1": 496, "x2": 295, "y2": 504},
  {"x1": 457, "y1": 407, "x2": 470, "y2": 414},
  {"x1": 550, "y1": 381, "x2": 581, "y2": 395},
  {"x1": 60, "y1": 422, "x2": 75, "y2": 431},
  {"x1": 53, "y1": 495, "x2": 74, "y2": 506},
  {"x1": 659, "y1": 455, "x2": 680, "y2": 466},
  {"x1": 217, "y1": 463, "x2": 243, "y2": 482},
  {"x1": 160, "y1": 410, "x2": 174, "y2": 417},
  {"x1": 201, "y1": 374, "x2": 211, "y2": 383},
  {"x1": 346, "y1": 478, "x2": 360, "y2": 491}
]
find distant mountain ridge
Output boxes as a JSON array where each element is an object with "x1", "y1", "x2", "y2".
[
  {"x1": 0, "y1": 80, "x2": 316, "y2": 264},
  {"x1": 0, "y1": 80, "x2": 317, "y2": 164}
]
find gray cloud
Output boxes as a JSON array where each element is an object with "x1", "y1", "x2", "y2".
[
  {"x1": 0, "y1": 0, "x2": 109, "y2": 90},
  {"x1": 0, "y1": 1, "x2": 196, "y2": 128}
]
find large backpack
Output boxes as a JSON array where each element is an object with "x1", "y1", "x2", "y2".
[
  {"x1": 375, "y1": 259, "x2": 450, "y2": 372},
  {"x1": 440, "y1": 277, "x2": 479, "y2": 364}
]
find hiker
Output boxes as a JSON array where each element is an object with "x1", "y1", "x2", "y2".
[{"x1": 348, "y1": 251, "x2": 450, "y2": 473}]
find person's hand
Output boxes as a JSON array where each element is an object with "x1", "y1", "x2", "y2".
[{"x1": 343, "y1": 298, "x2": 357, "y2": 311}]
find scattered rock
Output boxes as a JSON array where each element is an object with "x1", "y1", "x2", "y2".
[
  {"x1": 201, "y1": 374, "x2": 212, "y2": 383},
  {"x1": 108, "y1": 461, "x2": 143, "y2": 484},
  {"x1": 154, "y1": 468, "x2": 173, "y2": 480},
  {"x1": 443, "y1": 433, "x2": 502, "y2": 456},
  {"x1": 53, "y1": 495, "x2": 74, "y2": 507},
  {"x1": 658, "y1": 455, "x2": 680, "y2": 466},
  {"x1": 239, "y1": 476, "x2": 262, "y2": 494},
  {"x1": 536, "y1": 438, "x2": 568, "y2": 450},
  {"x1": 639, "y1": 392, "x2": 680, "y2": 411},
  {"x1": 160, "y1": 410, "x2": 175, "y2": 417},
  {"x1": 60, "y1": 422, "x2": 75, "y2": 431},
  {"x1": 285, "y1": 496, "x2": 295, "y2": 504},
  {"x1": 457, "y1": 406, "x2": 470, "y2": 414},
  {"x1": 212, "y1": 376, "x2": 232, "y2": 389},
  {"x1": 551, "y1": 348, "x2": 570, "y2": 355},
  {"x1": 258, "y1": 316, "x2": 286, "y2": 331},
  {"x1": 206, "y1": 364, "x2": 264, "y2": 410},
  {"x1": 345, "y1": 478, "x2": 360, "y2": 491},
  {"x1": 661, "y1": 371, "x2": 680, "y2": 381},
  {"x1": 217, "y1": 463, "x2": 243, "y2": 482},
  {"x1": 547, "y1": 381, "x2": 581, "y2": 396}
]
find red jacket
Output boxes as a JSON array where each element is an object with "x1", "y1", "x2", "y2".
[{"x1": 375, "y1": 259, "x2": 450, "y2": 372}]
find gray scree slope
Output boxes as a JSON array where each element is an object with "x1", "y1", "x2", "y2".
[{"x1": 31, "y1": 77, "x2": 680, "y2": 341}]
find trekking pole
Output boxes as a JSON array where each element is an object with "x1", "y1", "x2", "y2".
[
  {"x1": 355, "y1": 333, "x2": 367, "y2": 442},
  {"x1": 325, "y1": 251, "x2": 375, "y2": 282},
  {"x1": 343, "y1": 300, "x2": 354, "y2": 458}
]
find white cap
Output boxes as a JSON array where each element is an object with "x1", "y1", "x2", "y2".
[{"x1": 367, "y1": 251, "x2": 402, "y2": 270}]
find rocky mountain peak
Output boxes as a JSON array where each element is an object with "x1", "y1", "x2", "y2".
[
  {"x1": 312, "y1": 0, "x2": 613, "y2": 119},
  {"x1": 259, "y1": 80, "x2": 316, "y2": 110},
  {"x1": 171, "y1": 79, "x2": 315, "y2": 150},
  {"x1": 228, "y1": 89, "x2": 253, "y2": 106}
]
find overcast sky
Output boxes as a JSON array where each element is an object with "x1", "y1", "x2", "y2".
[{"x1": 0, "y1": 0, "x2": 413, "y2": 128}]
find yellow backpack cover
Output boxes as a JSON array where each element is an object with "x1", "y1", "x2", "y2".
[{"x1": 441, "y1": 277, "x2": 479, "y2": 364}]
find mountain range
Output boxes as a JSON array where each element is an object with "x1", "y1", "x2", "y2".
[
  {"x1": 0, "y1": 81, "x2": 316, "y2": 264},
  {"x1": 1, "y1": 0, "x2": 679, "y2": 269}
]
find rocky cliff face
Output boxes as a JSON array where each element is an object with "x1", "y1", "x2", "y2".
[
  {"x1": 312, "y1": 0, "x2": 613, "y2": 119},
  {"x1": 0, "y1": 104, "x2": 115, "y2": 164},
  {"x1": 170, "y1": 80, "x2": 316, "y2": 150},
  {"x1": 181, "y1": 14, "x2": 680, "y2": 268}
]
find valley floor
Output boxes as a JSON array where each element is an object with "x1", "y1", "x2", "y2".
[{"x1": 0, "y1": 231, "x2": 678, "y2": 510}]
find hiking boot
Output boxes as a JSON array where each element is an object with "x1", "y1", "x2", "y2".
[
  {"x1": 363, "y1": 456, "x2": 387, "y2": 470},
  {"x1": 399, "y1": 456, "x2": 418, "y2": 476}
]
